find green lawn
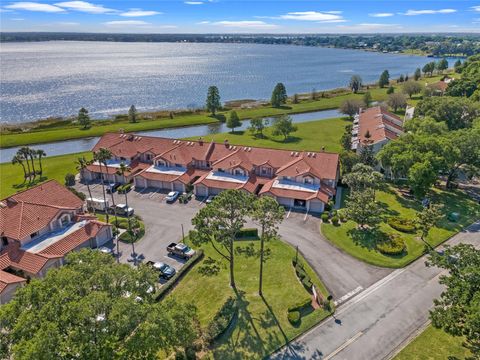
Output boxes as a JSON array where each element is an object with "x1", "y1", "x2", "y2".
[
  {"x1": 189, "y1": 117, "x2": 349, "y2": 153},
  {"x1": 394, "y1": 325, "x2": 471, "y2": 360},
  {"x1": 2, "y1": 74, "x2": 448, "y2": 149},
  {"x1": 322, "y1": 185, "x2": 480, "y2": 268},
  {"x1": 169, "y1": 238, "x2": 332, "y2": 359},
  {"x1": 0, "y1": 151, "x2": 91, "y2": 199}
]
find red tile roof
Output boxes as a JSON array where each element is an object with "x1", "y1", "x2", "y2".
[
  {"x1": 0, "y1": 180, "x2": 84, "y2": 241},
  {"x1": 39, "y1": 221, "x2": 107, "y2": 257},
  {"x1": 259, "y1": 180, "x2": 330, "y2": 203},
  {"x1": 0, "y1": 270, "x2": 26, "y2": 293},
  {"x1": 357, "y1": 106, "x2": 404, "y2": 145},
  {"x1": 0, "y1": 242, "x2": 58, "y2": 274}
]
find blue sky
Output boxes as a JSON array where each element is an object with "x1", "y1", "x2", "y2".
[{"x1": 1, "y1": 0, "x2": 479, "y2": 33}]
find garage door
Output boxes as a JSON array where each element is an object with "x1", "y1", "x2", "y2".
[
  {"x1": 173, "y1": 182, "x2": 184, "y2": 192},
  {"x1": 209, "y1": 187, "x2": 223, "y2": 195},
  {"x1": 275, "y1": 196, "x2": 293, "y2": 207},
  {"x1": 309, "y1": 200, "x2": 325, "y2": 213},
  {"x1": 195, "y1": 185, "x2": 207, "y2": 197},
  {"x1": 148, "y1": 180, "x2": 168, "y2": 190}
]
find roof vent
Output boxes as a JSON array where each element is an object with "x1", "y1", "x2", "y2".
[
  {"x1": 312, "y1": 153, "x2": 316, "y2": 158},
  {"x1": 290, "y1": 152, "x2": 294, "y2": 156},
  {"x1": 295, "y1": 152, "x2": 299, "y2": 157},
  {"x1": 248, "y1": 147, "x2": 252, "y2": 152}
]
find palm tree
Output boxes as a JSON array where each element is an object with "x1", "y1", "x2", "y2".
[
  {"x1": 116, "y1": 162, "x2": 132, "y2": 260},
  {"x1": 11, "y1": 155, "x2": 27, "y2": 183},
  {"x1": 27, "y1": 148, "x2": 37, "y2": 180},
  {"x1": 36, "y1": 149, "x2": 46, "y2": 176},
  {"x1": 94, "y1": 148, "x2": 112, "y2": 223},
  {"x1": 75, "y1": 156, "x2": 94, "y2": 214},
  {"x1": 17, "y1": 147, "x2": 32, "y2": 182}
]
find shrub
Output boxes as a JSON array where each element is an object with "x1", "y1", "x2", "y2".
[
  {"x1": 119, "y1": 221, "x2": 145, "y2": 243},
  {"x1": 204, "y1": 297, "x2": 238, "y2": 343},
  {"x1": 118, "y1": 183, "x2": 132, "y2": 194},
  {"x1": 387, "y1": 217, "x2": 416, "y2": 233},
  {"x1": 302, "y1": 278, "x2": 313, "y2": 290},
  {"x1": 185, "y1": 347, "x2": 196, "y2": 360},
  {"x1": 292, "y1": 257, "x2": 304, "y2": 268},
  {"x1": 295, "y1": 267, "x2": 306, "y2": 280},
  {"x1": 376, "y1": 235, "x2": 406, "y2": 255},
  {"x1": 287, "y1": 311, "x2": 301, "y2": 325},
  {"x1": 64, "y1": 173, "x2": 75, "y2": 186},
  {"x1": 338, "y1": 210, "x2": 346, "y2": 222},
  {"x1": 287, "y1": 298, "x2": 312, "y2": 312},
  {"x1": 155, "y1": 249, "x2": 204, "y2": 301},
  {"x1": 331, "y1": 216, "x2": 339, "y2": 226},
  {"x1": 235, "y1": 228, "x2": 258, "y2": 239},
  {"x1": 67, "y1": 187, "x2": 86, "y2": 200},
  {"x1": 321, "y1": 213, "x2": 329, "y2": 222}
]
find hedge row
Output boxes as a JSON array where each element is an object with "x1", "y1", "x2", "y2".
[
  {"x1": 117, "y1": 183, "x2": 132, "y2": 194},
  {"x1": 155, "y1": 249, "x2": 204, "y2": 301},
  {"x1": 287, "y1": 297, "x2": 312, "y2": 313},
  {"x1": 204, "y1": 296, "x2": 238, "y2": 343},
  {"x1": 235, "y1": 228, "x2": 259, "y2": 239},
  {"x1": 387, "y1": 217, "x2": 417, "y2": 233},
  {"x1": 292, "y1": 258, "x2": 313, "y2": 292},
  {"x1": 376, "y1": 235, "x2": 406, "y2": 255}
]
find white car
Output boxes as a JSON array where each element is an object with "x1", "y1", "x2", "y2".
[
  {"x1": 205, "y1": 195, "x2": 216, "y2": 204},
  {"x1": 98, "y1": 246, "x2": 114, "y2": 256},
  {"x1": 165, "y1": 191, "x2": 180, "y2": 203}
]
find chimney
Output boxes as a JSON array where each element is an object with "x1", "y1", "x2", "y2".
[
  {"x1": 224, "y1": 139, "x2": 229, "y2": 148},
  {"x1": 199, "y1": 137, "x2": 203, "y2": 145}
]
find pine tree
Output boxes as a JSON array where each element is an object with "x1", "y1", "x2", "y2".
[
  {"x1": 128, "y1": 105, "x2": 137, "y2": 123},
  {"x1": 378, "y1": 70, "x2": 390, "y2": 88},
  {"x1": 78, "y1": 107, "x2": 91, "y2": 129},
  {"x1": 226, "y1": 110, "x2": 241, "y2": 133},
  {"x1": 206, "y1": 86, "x2": 221, "y2": 115},
  {"x1": 271, "y1": 83, "x2": 287, "y2": 107}
]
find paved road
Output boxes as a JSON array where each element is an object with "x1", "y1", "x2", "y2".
[
  {"x1": 271, "y1": 221, "x2": 480, "y2": 360},
  {"x1": 279, "y1": 212, "x2": 392, "y2": 300}
]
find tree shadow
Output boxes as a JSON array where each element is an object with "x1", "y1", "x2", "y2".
[
  {"x1": 347, "y1": 227, "x2": 383, "y2": 251},
  {"x1": 210, "y1": 114, "x2": 226, "y2": 122},
  {"x1": 212, "y1": 289, "x2": 265, "y2": 360},
  {"x1": 260, "y1": 293, "x2": 289, "y2": 346},
  {"x1": 271, "y1": 136, "x2": 302, "y2": 145},
  {"x1": 13, "y1": 176, "x2": 48, "y2": 190},
  {"x1": 229, "y1": 130, "x2": 245, "y2": 136},
  {"x1": 272, "y1": 105, "x2": 292, "y2": 110}
]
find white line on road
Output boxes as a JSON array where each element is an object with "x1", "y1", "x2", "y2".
[
  {"x1": 324, "y1": 331, "x2": 363, "y2": 360},
  {"x1": 334, "y1": 286, "x2": 363, "y2": 306}
]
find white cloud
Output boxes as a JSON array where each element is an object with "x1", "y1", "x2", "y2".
[
  {"x1": 55, "y1": 1, "x2": 116, "y2": 14},
  {"x1": 279, "y1": 11, "x2": 344, "y2": 22},
  {"x1": 471, "y1": 6, "x2": 480, "y2": 12},
  {"x1": 336, "y1": 23, "x2": 402, "y2": 32},
  {"x1": 120, "y1": 9, "x2": 162, "y2": 17},
  {"x1": 184, "y1": 1, "x2": 204, "y2": 4},
  {"x1": 369, "y1": 13, "x2": 394, "y2": 17},
  {"x1": 4, "y1": 2, "x2": 65, "y2": 13},
  {"x1": 403, "y1": 9, "x2": 457, "y2": 16},
  {"x1": 11, "y1": 17, "x2": 24, "y2": 20},
  {"x1": 211, "y1": 20, "x2": 279, "y2": 29},
  {"x1": 57, "y1": 21, "x2": 79, "y2": 25},
  {"x1": 104, "y1": 20, "x2": 149, "y2": 26},
  {"x1": 197, "y1": 21, "x2": 211, "y2": 24}
]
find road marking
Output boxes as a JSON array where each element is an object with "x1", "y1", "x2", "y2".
[
  {"x1": 324, "y1": 331, "x2": 363, "y2": 360},
  {"x1": 286, "y1": 207, "x2": 292, "y2": 218},
  {"x1": 334, "y1": 286, "x2": 363, "y2": 306}
]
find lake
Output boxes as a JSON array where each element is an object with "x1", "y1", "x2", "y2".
[{"x1": 1, "y1": 41, "x2": 444, "y2": 124}]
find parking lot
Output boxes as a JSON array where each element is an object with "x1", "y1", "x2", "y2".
[{"x1": 76, "y1": 182, "x2": 206, "y2": 274}]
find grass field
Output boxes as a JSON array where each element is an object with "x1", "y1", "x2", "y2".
[
  {"x1": 169, "y1": 238, "x2": 332, "y2": 359},
  {"x1": 188, "y1": 117, "x2": 349, "y2": 153},
  {"x1": 394, "y1": 325, "x2": 471, "y2": 360},
  {"x1": 0, "y1": 151, "x2": 91, "y2": 199},
  {"x1": 322, "y1": 185, "x2": 479, "y2": 268},
  {"x1": 0, "y1": 74, "x2": 447, "y2": 149}
]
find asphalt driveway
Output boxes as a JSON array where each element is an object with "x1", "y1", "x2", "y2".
[{"x1": 77, "y1": 181, "x2": 392, "y2": 301}]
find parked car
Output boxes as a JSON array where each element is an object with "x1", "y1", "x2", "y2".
[
  {"x1": 167, "y1": 242, "x2": 196, "y2": 259},
  {"x1": 106, "y1": 183, "x2": 120, "y2": 194},
  {"x1": 147, "y1": 261, "x2": 176, "y2": 279},
  {"x1": 165, "y1": 191, "x2": 180, "y2": 203},
  {"x1": 86, "y1": 197, "x2": 110, "y2": 212},
  {"x1": 205, "y1": 195, "x2": 216, "y2": 204},
  {"x1": 97, "y1": 246, "x2": 114, "y2": 256},
  {"x1": 108, "y1": 203, "x2": 134, "y2": 216}
]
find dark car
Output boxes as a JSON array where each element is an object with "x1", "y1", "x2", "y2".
[
  {"x1": 106, "y1": 183, "x2": 120, "y2": 193},
  {"x1": 147, "y1": 261, "x2": 176, "y2": 279}
]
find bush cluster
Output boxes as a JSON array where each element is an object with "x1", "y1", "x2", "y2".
[
  {"x1": 376, "y1": 235, "x2": 406, "y2": 255},
  {"x1": 119, "y1": 221, "x2": 145, "y2": 243},
  {"x1": 287, "y1": 298, "x2": 312, "y2": 313},
  {"x1": 387, "y1": 217, "x2": 417, "y2": 233},
  {"x1": 117, "y1": 183, "x2": 132, "y2": 194},
  {"x1": 321, "y1": 213, "x2": 329, "y2": 222},
  {"x1": 67, "y1": 187, "x2": 86, "y2": 200},
  {"x1": 204, "y1": 297, "x2": 238, "y2": 343},
  {"x1": 292, "y1": 258, "x2": 313, "y2": 293},
  {"x1": 155, "y1": 249, "x2": 204, "y2": 301},
  {"x1": 235, "y1": 228, "x2": 259, "y2": 239},
  {"x1": 287, "y1": 311, "x2": 301, "y2": 325}
]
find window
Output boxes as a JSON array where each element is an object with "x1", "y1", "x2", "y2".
[
  {"x1": 261, "y1": 167, "x2": 270, "y2": 175},
  {"x1": 175, "y1": 163, "x2": 181, "y2": 168},
  {"x1": 1, "y1": 237, "x2": 8, "y2": 246},
  {"x1": 304, "y1": 177, "x2": 313, "y2": 184},
  {"x1": 61, "y1": 215, "x2": 70, "y2": 226},
  {"x1": 146, "y1": 154, "x2": 152, "y2": 161},
  {"x1": 234, "y1": 169, "x2": 244, "y2": 176},
  {"x1": 30, "y1": 231, "x2": 39, "y2": 239},
  {"x1": 157, "y1": 160, "x2": 166, "y2": 167},
  {"x1": 218, "y1": 168, "x2": 225, "y2": 173}
]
